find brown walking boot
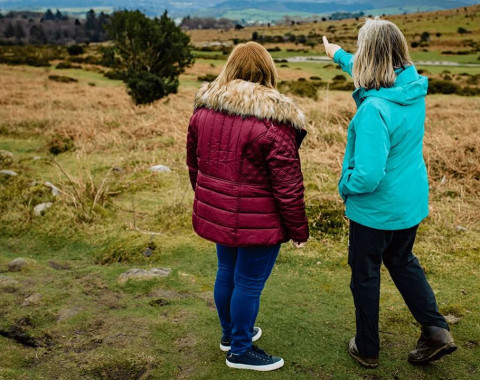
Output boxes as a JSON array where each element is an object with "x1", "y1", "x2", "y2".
[
  {"x1": 408, "y1": 325, "x2": 457, "y2": 364},
  {"x1": 348, "y1": 338, "x2": 379, "y2": 368}
]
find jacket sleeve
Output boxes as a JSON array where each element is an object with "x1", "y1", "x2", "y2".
[
  {"x1": 333, "y1": 48, "x2": 354, "y2": 77},
  {"x1": 338, "y1": 103, "x2": 390, "y2": 198},
  {"x1": 186, "y1": 112, "x2": 199, "y2": 191},
  {"x1": 265, "y1": 123, "x2": 309, "y2": 243}
]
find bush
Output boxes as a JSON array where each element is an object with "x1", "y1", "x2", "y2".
[
  {"x1": 267, "y1": 46, "x2": 281, "y2": 52},
  {"x1": 107, "y1": 10, "x2": 193, "y2": 105},
  {"x1": 458, "y1": 27, "x2": 471, "y2": 34},
  {"x1": 48, "y1": 75, "x2": 78, "y2": 83},
  {"x1": 67, "y1": 44, "x2": 84, "y2": 56},
  {"x1": 310, "y1": 76, "x2": 322, "y2": 80},
  {"x1": 332, "y1": 74, "x2": 347, "y2": 81},
  {"x1": 278, "y1": 80, "x2": 321, "y2": 100},
  {"x1": 47, "y1": 133, "x2": 75, "y2": 155},
  {"x1": 197, "y1": 74, "x2": 217, "y2": 82},
  {"x1": 330, "y1": 81, "x2": 355, "y2": 91},
  {"x1": 104, "y1": 70, "x2": 124, "y2": 80},
  {"x1": 428, "y1": 78, "x2": 459, "y2": 94},
  {"x1": 125, "y1": 70, "x2": 178, "y2": 105},
  {"x1": 411, "y1": 41, "x2": 419, "y2": 48},
  {"x1": 56, "y1": 62, "x2": 81, "y2": 69}
]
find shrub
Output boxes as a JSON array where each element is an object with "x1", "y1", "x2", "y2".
[
  {"x1": 267, "y1": 46, "x2": 281, "y2": 52},
  {"x1": 332, "y1": 74, "x2": 347, "y2": 81},
  {"x1": 47, "y1": 133, "x2": 75, "y2": 155},
  {"x1": 67, "y1": 44, "x2": 84, "y2": 56},
  {"x1": 197, "y1": 74, "x2": 217, "y2": 82},
  {"x1": 278, "y1": 80, "x2": 320, "y2": 100},
  {"x1": 428, "y1": 78, "x2": 459, "y2": 94},
  {"x1": 330, "y1": 81, "x2": 355, "y2": 91},
  {"x1": 411, "y1": 41, "x2": 419, "y2": 48},
  {"x1": 107, "y1": 10, "x2": 193, "y2": 105},
  {"x1": 458, "y1": 27, "x2": 471, "y2": 34},
  {"x1": 104, "y1": 70, "x2": 124, "y2": 80},
  {"x1": 124, "y1": 70, "x2": 178, "y2": 105},
  {"x1": 48, "y1": 75, "x2": 78, "y2": 83},
  {"x1": 56, "y1": 62, "x2": 81, "y2": 69},
  {"x1": 310, "y1": 76, "x2": 322, "y2": 80}
]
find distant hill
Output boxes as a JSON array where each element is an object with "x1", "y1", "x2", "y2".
[{"x1": 1, "y1": 0, "x2": 479, "y2": 20}]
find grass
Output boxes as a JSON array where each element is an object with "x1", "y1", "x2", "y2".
[{"x1": 1, "y1": 10, "x2": 480, "y2": 377}]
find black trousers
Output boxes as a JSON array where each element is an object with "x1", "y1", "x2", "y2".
[{"x1": 348, "y1": 220, "x2": 448, "y2": 358}]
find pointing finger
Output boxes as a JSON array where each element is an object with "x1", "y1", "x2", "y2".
[{"x1": 322, "y1": 35, "x2": 329, "y2": 46}]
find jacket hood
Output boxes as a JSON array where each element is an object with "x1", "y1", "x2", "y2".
[
  {"x1": 194, "y1": 79, "x2": 306, "y2": 130},
  {"x1": 353, "y1": 65, "x2": 428, "y2": 107}
]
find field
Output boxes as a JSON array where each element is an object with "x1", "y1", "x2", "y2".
[{"x1": 1, "y1": 5, "x2": 480, "y2": 380}]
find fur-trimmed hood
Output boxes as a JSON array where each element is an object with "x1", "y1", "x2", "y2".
[{"x1": 194, "y1": 79, "x2": 306, "y2": 131}]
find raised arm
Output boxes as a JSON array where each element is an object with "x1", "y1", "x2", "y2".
[{"x1": 323, "y1": 35, "x2": 354, "y2": 77}]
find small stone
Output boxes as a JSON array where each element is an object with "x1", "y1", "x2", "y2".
[
  {"x1": 112, "y1": 166, "x2": 123, "y2": 172},
  {"x1": 0, "y1": 169, "x2": 17, "y2": 176},
  {"x1": 34, "y1": 202, "x2": 53, "y2": 216},
  {"x1": 316, "y1": 261, "x2": 321, "y2": 265},
  {"x1": 0, "y1": 150, "x2": 13, "y2": 158},
  {"x1": 143, "y1": 247, "x2": 154, "y2": 257},
  {"x1": 149, "y1": 165, "x2": 171, "y2": 173},
  {"x1": 57, "y1": 307, "x2": 80, "y2": 321},
  {"x1": 0, "y1": 274, "x2": 19, "y2": 287},
  {"x1": 440, "y1": 176, "x2": 446, "y2": 184},
  {"x1": 48, "y1": 261, "x2": 71, "y2": 270},
  {"x1": 118, "y1": 267, "x2": 171, "y2": 282},
  {"x1": 44, "y1": 181, "x2": 61, "y2": 196},
  {"x1": 444, "y1": 314, "x2": 461, "y2": 325},
  {"x1": 8, "y1": 257, "x2": 37, "y2": 272},
  {"x1": 33, "y1": 156, "x2": 42, "y2": 160},
  {"x1": 456, "y1": 225, "x2": 467, "y2": 232},
  {"x1": 23, "y1": 293, "x2": 42, "y2": 306}
]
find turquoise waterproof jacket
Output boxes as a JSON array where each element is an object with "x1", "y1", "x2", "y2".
[{"x1": 333, "y1": 48, "x2": 429, "y2": 230}]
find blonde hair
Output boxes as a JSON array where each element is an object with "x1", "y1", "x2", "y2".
[
  {"x1": 353, "y1": 17, "x2": 412, "y2": 90},
  {"x1": 215, "y1": 41, "x2": 278, "y2": 88}
]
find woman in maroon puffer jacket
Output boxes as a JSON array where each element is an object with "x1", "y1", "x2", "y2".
[{"x1": 186, "y1": 41, "x2": 309, "y2": 371}]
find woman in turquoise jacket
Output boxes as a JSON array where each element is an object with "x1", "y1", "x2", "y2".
[{"x1": 323, "y1": 18, "x2": 456, "y2": 368}]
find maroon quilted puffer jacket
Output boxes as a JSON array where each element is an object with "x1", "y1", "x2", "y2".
[{"x1": 186, "y1": 79, "x2": 309, "y2": 247}]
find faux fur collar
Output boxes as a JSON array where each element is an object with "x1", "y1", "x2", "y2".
[{"x1": 194, "y1": 79, "x2": 306, "y2": 130}]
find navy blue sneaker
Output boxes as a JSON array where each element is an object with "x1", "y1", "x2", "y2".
[
  {"x1": 220, "y1": 326, "x2": 262, "y2": 352},
  {"x1": 226, "y1": 345, "x2": 284, "y2": 371}
]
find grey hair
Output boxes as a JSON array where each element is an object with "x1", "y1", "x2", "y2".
[{"x1": 353, "y1": 17, "x2": 412, "y2": 90}]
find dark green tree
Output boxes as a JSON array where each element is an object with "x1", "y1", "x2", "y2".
[
  {"x1": 44, "y1": 9, "x2": 55, "y2": 21},
  {"x1": 106, "y1": 10, "x2": 194, "y2": 105},
  {"x1": 29, "y1": 24, "x2": 47, "y2": 44},
  {"x1": 3, "y1": 22, "x2": 14, "y2": 38},
  {"x1": 14, "y1": 21, "x2": 26, "y2": 42},
  {"x1": 86, "y1": 9, "x2": 96, "y2": 30}
]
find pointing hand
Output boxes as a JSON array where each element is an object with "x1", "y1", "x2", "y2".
[{"x1": 323, "y1": 36, "x2": 341, "y2": 59}]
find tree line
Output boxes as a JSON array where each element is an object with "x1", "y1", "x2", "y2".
[{"x1": 0, "y1": 9, "x2": 109, "y2": 45}]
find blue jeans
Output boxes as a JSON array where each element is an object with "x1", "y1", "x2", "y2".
[{"x1": 214, "y1": 244, "x2": 280, "y2": 354}]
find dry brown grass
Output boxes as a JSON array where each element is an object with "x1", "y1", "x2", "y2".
[{"x1": 0, "y1": 63, "x2": 478, "y2": 237}]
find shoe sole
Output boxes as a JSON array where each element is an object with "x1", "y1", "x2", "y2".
[
  {"x1": 220, "y1": 327, "x2": 262, "y2": 352},
  {"x1": 226, "y1": 358, "x2": 284, "y2": 371},
  {"x1": 408, "y1": 343, "x2": 457, "y2": 364},
  {"x1": 348, "y1": 349, "x2": 378, "y2": 369}
]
